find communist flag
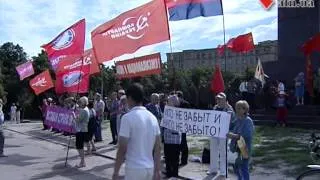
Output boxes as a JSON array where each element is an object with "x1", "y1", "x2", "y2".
[
  {"x1": 91, "y1": 0, "x2": 170, "y2": 63},
  {"x1": 55, "y1": 55, "x2": 90, "y2": 94},
  {"x1": 210, "y1": 64, "x2": 225, "y2": 94},
  {"x1": 306, "y1": 56, "x2": 314, "y2": 97},
  {"x1": 230, "y1": 33, "x2": 254, "y2": 53},
  {"x1": 57, "y1": 49, "x2": 100, "y2": 75},
  {"x1": 29, "y1": 70, "x2": 54, "y2": 95},
  {"x1": 41, "y1": 19, "x2": 86, "y2": 70}
]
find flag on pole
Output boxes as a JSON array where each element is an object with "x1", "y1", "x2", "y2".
[
  {"x1": 55, "y1": 55, "x2": 90, "y2": 94},
  {"x1": 254, "y1": 59, "x2": 266, "y2": 86},
  {"x1": 41, "y1": 19, "x2": 86, "y2": 70},
  {"x1": 306, "y1": 56, "x2": 314, "y2": 97},
  {"x1": 166, "y1": 0, "x2": 223, "y2": 21},
  {"x1": 301, "y1": 33, "x2": 320, "y2": 56},
  {"x1": 29, "y1": 70, "x2": 54, "y2": 95},
  {"x1": 210, "y1": 64, "x2": 225, "y2": 94},
  {"x1": 16, "y1": 61, "x2": 34, "y2": 80},
  {"x1": 91, "y1": 0, "x2": 170, "y2": 64},
  {"x1": 229, "y1": 33, "x2": 254, "y2": 53},
  {"x1": 56, "y1": 49, "x2": 100, "y2": 75}
]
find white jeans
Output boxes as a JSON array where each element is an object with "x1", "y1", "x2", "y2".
[
  {"x1": 116, "y1": 115, "x2": 121, "y2": 135},
  {"x1": 16, "y1": 111, "x2": 20, "y2": 124},
  {"x1": 209, "y1": 137, "x2": 227, "y2": 175},
  {"x1": 125, "y1": 168, "x2": 153, "y2": 180},
  {"x1": 11, "y1": 112, "x2": 16, "y2": 123}
]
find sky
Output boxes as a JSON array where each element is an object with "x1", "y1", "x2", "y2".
[{"x1": 0, "y1": 0, "x2": 277, "y2": 66}]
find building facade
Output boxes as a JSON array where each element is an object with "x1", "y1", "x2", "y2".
[
  {"x1": 167, "y1": 40, "x2": 277, "y2": 74},
  {"x1": 264, "y1": 0, "x2": 319, "y2": 82}
]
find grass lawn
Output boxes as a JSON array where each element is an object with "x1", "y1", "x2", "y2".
[
  {"x1": 186, "y1": 126, "x2": 319, "y2": 177},
  {"x1": 252, "y1": 126, "x2": 318, "y2": 177}
]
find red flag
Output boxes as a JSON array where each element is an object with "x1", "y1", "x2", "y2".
[
  {"x1": 230, "y1": 33, "x2": 254, "y2": 53},
  {"x1": 29, "y1": 70, "x2": 54, "y2": 95},
  {"x1": 57, "y1": 49, "x2": 100, "y2": 75},
  {"x1": 55, "y1": 58, "x2": 90, "y2": 94},
  {"x1": 217, "y1": 45, "x2": 225, "y2": 57},
  {"x1": 84, "y1": 49, "x2": 100, "y2": 75},
  {"x1": 210, "y1": 64, "x2": 225, "y2": 94},
  {"x1": 301, "y1": 33, "x2": 320, "y2": 56},
  {"x1": 226, "y1": 38, "x2": 235, "y2": 48},
  {"x1": 41, "y1": 19, "x2": 86, "y2": 69},
  {"x1": 91, "y1": 0, "x2": 170, "y2": 63},
  {"x1": 16, "y1": 61, "x2": 34, "y2": 80},
  {"x1": 306, "y1": 56, "x2": 314, "y2": 97}
]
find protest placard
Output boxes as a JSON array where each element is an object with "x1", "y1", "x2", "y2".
[
  {"x1": 45, "y1": 106, "x2": 75, "y2": 133},
  {"x1": 160, "y1": 106, "x2": 231, "y2": 138}
]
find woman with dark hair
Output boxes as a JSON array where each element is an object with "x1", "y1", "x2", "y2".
[{"x1": 85, "y1": 100, "x2": 97, "y2": 154}]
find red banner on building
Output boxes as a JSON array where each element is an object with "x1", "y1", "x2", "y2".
[
  {"x1": 115, "y1": 53, "x2": 161, "y2": 79},
  {"x1": 16, "y1": 61, "x2": 34, "y2": 80},
  {"x1": 91, "y1": 0, "x2": 170, "y2": 63},
  {"x1": 29, "y1": 70, "x2": 54, "y2": 95}
]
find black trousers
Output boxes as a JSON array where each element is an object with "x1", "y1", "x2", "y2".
[
  {"x1": 180, "y1": 133, "x2": 188, "y2": 164},
  {"x1": 110, "y1": 117, "x2": 117, "y2": 142},
  {"x1": 164, "y1": 144, "x2": 180, "y2": 177}
]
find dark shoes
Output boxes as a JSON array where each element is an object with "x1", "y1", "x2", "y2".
[
  {"x1": 0, "y1": 154, "x2": 8, "y2": 158},
  {"x1": 108, "y1": 141, "x2": 117, "y2": 145}
]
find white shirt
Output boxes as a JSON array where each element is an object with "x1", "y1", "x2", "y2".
[
  {"x1": 11, "y1": 105, "x2": 17, "y2": 114},
  {"x1": 278, "y1": 82, "x2": 285, "y2": 92},
  {"x1": 239, "y1": 82, "x2": 248, "y2": 92},
  {"x1": 119, "y1": 106, "x2": 160, "y2": 169},
  {"x1": 94, "y1": 100, "x2": 105, "y2": 117}
]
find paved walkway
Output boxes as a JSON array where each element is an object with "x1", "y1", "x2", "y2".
[{"x1": 1, "y1": 121, "x2": 233, "y2": 180}]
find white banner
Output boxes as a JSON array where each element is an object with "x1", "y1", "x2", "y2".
[{"x1": 160, "y1": 106, "x2": 231, "y2": 138}]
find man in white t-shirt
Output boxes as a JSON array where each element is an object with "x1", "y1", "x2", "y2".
[{"x1": 112, "y1": 83, "x2": 161, "y2": 180}]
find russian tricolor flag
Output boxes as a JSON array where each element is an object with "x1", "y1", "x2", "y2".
[{"x1": 166, "y1": 0, "x2": 223, "y2": 21}]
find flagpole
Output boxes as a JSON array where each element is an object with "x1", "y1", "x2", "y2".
[
  {"x1": 222, "y1": 12, "x2": 227, "y2": 72},
  {"x1": 100, "y1": 65, "x2": 104, "y2": 98},
  {"x1": 164, "y1": 0, "x2": 176, "y2": 91},
  {"x1": 220, "y1": 1, "x2": 228, "y2": 177}
]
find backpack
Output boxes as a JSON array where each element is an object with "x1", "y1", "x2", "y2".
[{"x1": 202, "y1": 147, "x2": 210, "y2": 164}]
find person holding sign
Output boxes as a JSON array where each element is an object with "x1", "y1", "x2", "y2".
[
  {"x1": 163, "y1": 95, "x2": 182, "y2": 178},
  {"x1": 208, "y1": 92, "x2": 234, "y2": 178},
  {"x1": 227, "y1": 100, "x2": 254, "y2": 180}
]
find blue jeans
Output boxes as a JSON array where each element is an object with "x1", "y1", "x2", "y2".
[{"x1": 235, "y1": 159, "x2": 249, "y2": 180}]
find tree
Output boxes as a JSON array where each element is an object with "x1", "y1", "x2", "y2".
[{"x1": 0, "y1": 42, "x2": 27, "y2": 105}]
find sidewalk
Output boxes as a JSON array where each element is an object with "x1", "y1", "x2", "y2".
[{"x1": 3, "y1": 121, "x2": 236, "y2": 180}]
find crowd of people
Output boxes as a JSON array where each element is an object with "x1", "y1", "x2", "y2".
[
  {"x1": 36, "y1": 83, "x2": 253, "y2": 180},
  {"x1": 0, "y1": 82, "x2": 256, "y2": 180}
]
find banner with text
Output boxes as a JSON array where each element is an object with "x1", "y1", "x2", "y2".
[
  {"x1": 115, "y1": 53, "x2": 161, "y2": 79},
  {"x1": 45, "y1": 106, "x2": 76, "y2": 133},
  {"x1": 160, "y1": 106, "x2": 231, "y2": 138}
]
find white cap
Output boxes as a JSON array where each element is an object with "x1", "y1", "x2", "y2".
[
  {"x1": 118, "y1": 89, "x2": 125, "y2": 94},
  {"x1": 216, "y1": 92, "x2": 226, "y2": 99}
]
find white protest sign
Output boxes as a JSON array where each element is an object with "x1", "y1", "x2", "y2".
[{"x1": 160, "y1": 106, "x2": 231, "y2": 138}]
